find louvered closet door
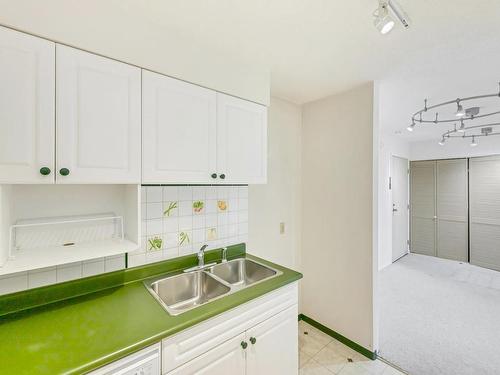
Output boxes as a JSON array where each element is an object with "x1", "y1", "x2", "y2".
[
  {"x1": 469, "y1": 155, "x2": 500, "y2": 271},
  {"x1": 436, "y1": 159, "x2": 468, "y2": 261},
  {"x1": 410, "y1": 161, "x2": 436, "y2": 256}
]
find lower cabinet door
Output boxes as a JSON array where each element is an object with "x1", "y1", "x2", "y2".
[
  {"x1": 246, "y1": 304, "x2": 298, "y2": 375},
  {"x1": 165, "y1": 333, "x2": 246, "y2": 375}
]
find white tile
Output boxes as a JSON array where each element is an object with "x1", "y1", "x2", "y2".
[
  {"x1": 82, "y1": 259, "x2": 105, "y2": 277},
  {"x1": 127, "y1": 253, "x2": 147, "y2": 267},
  {"x1": 179, "y1": 186, "x2": 193, "y2": 201},
  {"x1": 206, "y1": 214, "x2": 217, "y2": 227},
  {"x1": 206, "y1": 199, "x2": 217, "y2": 214},
  {"x1": 192, "y1": 186, "x2": 205, "y2": 200},
  {"x1": 300, "y1": 360, "x2": 333, "y2": 375},
  {"x1": 238, "y1": 210, "x2": 248, "y2": 223},
  {"x1": 56, "y1": 262, "x2": 82, "y2": 282},
  {"x1": 228, "y1": 212, "x2": 238, "y2": 224},
  {"x1": 228, "y1": 224, "x2": 238, "y2": 237},
  {"x1": 193, "y1": 215, "x2": 206, "y2": 229},
  {"x1": 227, "y1": 236, "x2": 239, "y2": 246},
  {"x1": 140, "y1": 186, "x2": 147, "y2": 202},
  {"x1": 0, "y1": 272, "x2": 28, "y2": 295},
  {"x1": 178, "y1": 201, "x2": 192, "y2": 216},
  {"x1": 141, "y1": 204, "x2": 147, "y2": 221},
  {"x1": 238, "y1": 222, "x2": 248, "y2": 235},
  {"x1": 163, "y1": 186, "x2": 179, "y2": 201},
  {"x1": 163, "y1": 247, "x2": 179, "y2": 259},
  {"x1": 205, "y1": 186, "x2": 218, "y2": 199},
  {"x1": 218, "y1": 225, "x2": 228, "y2": 239},
  {"x1": 179, "y1": 231, "x2": 192, "y2": 247},
  {"x1": 238, "y1": 234, "x2": 248, "y2": 243},
  {"x1": 163, "y1": 201, "x2": 178, "y2": 217},
  {"x1": 228, "y1": 198, "x2": 238, "y2": 211},
  {"x1": 179, "y1": 245, "x2": 194, "y2": 256},
  {"x1": 28, "y1": 267, "x2": 57, "y2": 289},
  {"x1": 192, "y1": 228, "x2": 205, "y2": 243},
  {"x1": 238, "y1": 186, "x2": 248, "y2": 198},
  {"x1": 147, "y1": 186, "x2": 163, "y2": 202},
  {"x1": 179, "y1": 216, "x2": 193, "y2": 231},
  {"x1": 229, "y1": 187, "x2": 239, "y2": 199},
  {"x1": 164, "y1": 232, "x2": 179, "y2": 249},
  {"x1": 105, "y1": 255, "x2": 125, "y2": 272},
  {"x1": 217, "y1": 186, "x2": 229, "y2": 199},
  {"x1": 239, "y1": 198, "x2": 248, "y2": 210},
  {"x1": 218, "y1": 213, "x2": 228, "y2": 226},
  {"x1": 146, "y1": 250, "x2": 164, "y2": 263},
  {"x1": 381, "y1": 366, "x2": 405, "y2": 375},
  {"x1": 146, "y1": 202, "x2": 163, "y2": 219},
  {"x1": 163, "y1": 217, "x2": 179, "y2": 233},
  {"x1": 147, "y1": 219, "x2": 163, "y2": 236}
]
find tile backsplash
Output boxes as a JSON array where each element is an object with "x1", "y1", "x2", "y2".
[{"x1": 128, "y1": 185, "x2": 249, "y2": 267}]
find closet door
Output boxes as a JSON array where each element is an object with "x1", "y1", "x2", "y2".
[
  {"x1": 410, "y1": 161, "x2": 436, "y2": 256},
  {"x1": 56, "y1": 45, "x2": 141, "y2": 184},
  {"x1": 469, "y1": 156, "x2": 500, "y2": 271},
  {"x1": 0, "y1": 26, "x2": 55, "y2": 183},
  {"x1": 436, "y1": 159, "x2": 468, "y2": 262}
]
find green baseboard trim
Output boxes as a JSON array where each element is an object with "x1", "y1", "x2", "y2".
[{"x1": 299, "y1": 314, "x2": 376, "y2": 360}]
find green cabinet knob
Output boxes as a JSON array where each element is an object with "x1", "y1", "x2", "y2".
[
  {"x1": 59, "y1": 168, "x2": 70, "y2": 176},
  {"x1": 240, "y1": 341, "x2": 248, "y2": 349},
  {"x1": 211, "y1": 173, "x2": 217, "y2": 179},
  {"x1": 39, "y1": 167, "x2": 51, "y2": 176},
  {"x1": 250, "y1": 337, "x2": 256, "y2": 345}
]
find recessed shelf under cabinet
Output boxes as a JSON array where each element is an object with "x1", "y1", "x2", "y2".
[{"x1": 0, "y1": 184, "x2": 140, "y2": 276}]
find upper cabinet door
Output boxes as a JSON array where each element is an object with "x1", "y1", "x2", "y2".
[
  {"x1": 56, "y1": 45, "x2": 141, "y2": 184},
  {"x1": 142, "y1": 70, "x2": 217, "y2": 184},
  {"x1": 217, "y1": 93, "x2": 267, "y2": 184},
  {"x1": 0, "y1": 27, "x2": 55, "y2": 184}
]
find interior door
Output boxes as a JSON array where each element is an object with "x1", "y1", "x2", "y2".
[
  {"x1": 469, "y1": 155, "x2": 500, "y2": 271},
  {"x1": 0, "y1": 26, "x2": 55, "y2": 184},
  {"x1": 246, "y1": 305, "x2": 298, "y2": 375},
  {"x1": 410, "y1": 161, "x2": 436, "y2": 256},
  {"x1": 56, "y1": 44, "x2": 141, "y2": 184},
  {"x1": 391, "y1": 156, "x2": 409, "y2": 262},
  {"x1": 436, "y1": 159, "x2": 468, "y2": 261},
  {"x1": 166, "y1": 333, "x2": 246, "y2": 375},
  {"x1": 216, "y1": 93, "x2": 267, "y2": 184},
  {"x1": 142, "y1": 70, "x2": 217, "y2": 184}
]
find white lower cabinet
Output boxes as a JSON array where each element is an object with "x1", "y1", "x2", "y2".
[{"x1": 162, "y1": 283, "x2": 298, "y2": 375}]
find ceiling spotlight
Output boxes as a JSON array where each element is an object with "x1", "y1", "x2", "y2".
[
  {"x1": 438, "y1": 137, "x2": 446, "y2": 146},
  {"x1": 407, "y1": 122, "x2": 415, "y2": 132},
  {"x1": 455, "y1": 102, "x2": 466, "y2": 117},
  {"x1": 457, "y1": 120, "x2": 465, "y2": 133},
  {"x1": 373, "y1": 0, "x2": 410, "y2": 35},
  {"x1": 471, "y1": 136, "x2": 478, "y2": 147},
  {"x1": 374, "y1": 2, "x2": 395, "y2": 34}
]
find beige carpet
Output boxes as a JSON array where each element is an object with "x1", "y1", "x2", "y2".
[{"x1": 379, "y1": 253, "x2": 500, "y2": 375}]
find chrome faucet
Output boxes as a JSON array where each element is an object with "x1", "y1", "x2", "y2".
[
  {"x1": 198, "y1": 244, "x2": 208, "y2": 268},
  {"x1": 221, "y1": 247, "x2": 228, "y2": 263}
]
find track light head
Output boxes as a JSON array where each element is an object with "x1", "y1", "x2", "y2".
[
  {"x1": 471, "y1": 136, "x2": 478, "y2": 147},
  {"x1": 407, "y1": 122, "x2": 415, "y2": 132},
  {"x1": 457, "y1": 120, "x2": 465, "y2": 133},
  {"x1": 438, "y1": 137, "x2": 446, "y2": 146},
  {"x1": 455, "y1": 102, "x2": 466, "y2": 117},
  {"x1": 374, "y1": 2, "x2": 395, "y2": 34}
]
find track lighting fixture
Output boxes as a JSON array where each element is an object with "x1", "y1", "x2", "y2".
[
  {"x1": 457, "y1": 120, "x2": 465, "y2": 133},
  {"x1": 407, "y1": 122, "x2": 415, "y2": 132},
  {"x1": 470, "y1": 136, "x2": 478, "y2": 147},
  {"x1": 438, "y1": 137, "x2": 446, "y2": 146},
  {"x1": 455, "y1": 101, "x2": 466, "y2": 117},
  {"x1": 373, "y1": 0, "x2": 410, "y2": 35}
]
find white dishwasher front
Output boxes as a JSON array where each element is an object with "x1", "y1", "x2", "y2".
[{"x1": 89, "y1": 343, "x2": 161, "y2": 375}]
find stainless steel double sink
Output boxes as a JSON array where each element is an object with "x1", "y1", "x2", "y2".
[{"x1": 145, "y1": 258, "x2": 281, "y2": 316}]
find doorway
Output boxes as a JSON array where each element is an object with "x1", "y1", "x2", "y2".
[{"x1": 391, "y1": 155, "x2": 409, "y2": 262}]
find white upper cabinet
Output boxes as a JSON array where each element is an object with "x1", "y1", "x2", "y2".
[
  {"x1": 56, "y1": 45, "x2": 141, "y2": 184},
  {"x1": 142, "y1": 70, "x2": 217, "y2": 184},
  {"x1": 0, "y1": 26, "x2": 55, "y2": 184},
  {"x1": 217, "y1": 93, "x2": 267, "y2": 184}
]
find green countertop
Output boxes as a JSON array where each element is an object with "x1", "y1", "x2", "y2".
[{"x1": 0, "y1": 249, "x2": 302, "y2": 375}]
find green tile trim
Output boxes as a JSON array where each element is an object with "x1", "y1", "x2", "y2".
[
  {"x1": 299, "y1": 314, "x2": 377, "y2": 360},
  {"x1": 0, "y1": 244, "x2": 246, "y2": 317}
]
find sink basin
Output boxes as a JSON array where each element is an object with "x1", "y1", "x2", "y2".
[
  {"x1": 146, "y1": 271, "x2": 230, "y2": 315},
  {"x1": 207, "y1": 258, "x2": 277, "y2": 288}
]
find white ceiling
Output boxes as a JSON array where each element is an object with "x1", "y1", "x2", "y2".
[
  {"x1": 2, "y1": 0, "x2": 500, "y2": 109},
  {"x1": 105, "y1": 0, "x2": 500, "y2": 104}
]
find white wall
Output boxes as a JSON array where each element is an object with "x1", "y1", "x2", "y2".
[
  {"x1": 248, "y1": 97, "x2": 302, "y2": 270},
  {"x1": 301, "y1": 83, "x2": 375, "y2": 351},
  {"x1": 0, "y1": 0, "x2": 269, "y2": 105},
  {"x1": 410, "y1": 136, "x2": 500, "y2": 161},
  {"x1": 377, "y1": 134, "x2": 410, "y2": 270}
]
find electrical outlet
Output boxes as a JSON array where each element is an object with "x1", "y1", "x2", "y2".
[{"x1": 280, "y1": 222, "x2": 285, "y2": 234}]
